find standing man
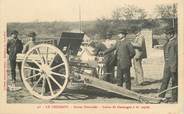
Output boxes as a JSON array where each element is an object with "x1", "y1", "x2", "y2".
[
  {"x1": 159, "y1": 28, "x2": 178, "y2": 102},
  {"x1": 103, "y1": 32, "x2": 116, "y2": 83},
  {"x1": 103, "y1": 30, "x2": 135, "y2": 90},
  {"x1": 22, "y1": 32, "x2": 38, "y2": 84},
  {"x1": 131, "y1": 27, "x2": 147, "y2": 85},
  {"x1": 7, "y1": 30, "x2": 23, "y2": 91}
]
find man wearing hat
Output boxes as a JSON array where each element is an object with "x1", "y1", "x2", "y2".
[
  {"x1": 7, "y1": 30, "x2": 23, "y2": 91},
  {"x1": 103, "y1": 30, "x2": 135, "y2": 90},
  {"x1": 102, "y1": 32, "x2": 116, "y2": 83},
  {"x1": 131, "y1": 27, "x2": 147, "y2": 86},
  {"x1": 159, "y1": 28, "x2": 178, "y2": 102},
  {"x1": 103, "y1": 32, "x2": 116, "y2": 48}
]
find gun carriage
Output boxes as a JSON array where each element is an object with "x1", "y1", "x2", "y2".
[{"x1": 16, "y1": 32, "x2": 164, "y2": 103}]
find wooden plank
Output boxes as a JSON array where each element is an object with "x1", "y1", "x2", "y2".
[
  {"x1": 16, "y1": 53, "x2": 55, "y2": 63},
  {"x1": 80, "y1": 73, "x2": 164, "y2": 103}
]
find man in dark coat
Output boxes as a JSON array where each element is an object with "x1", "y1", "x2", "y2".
[
  {"x1": 103, "y1": 30, "x2": 135, "y2": 90},
  {"x1": 7, "y1": 30, "x2": 23, "y2": 90},
  {"x1": 159, "y1": 28, "x2": 178, "y2": 102},
  {"x1": 103, "y1": 32, "x2": 116, "y2": 83}
]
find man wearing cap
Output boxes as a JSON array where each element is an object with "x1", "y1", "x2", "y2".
[
  {"x1": 159, "y1": 28, "x2": 178, "y2": 102},
  {"x1": 7, "y1": 30, "x2": 23, "y2": 91},
  {"x1": 131, "y1": 27, "x2": 147, "y2": 85},
  {"x1": 103, "y1": 30, "x2": 135, "y2": 90},
  {"x1": 22, "y1": 32, "x2": 37, "y2": 53}
]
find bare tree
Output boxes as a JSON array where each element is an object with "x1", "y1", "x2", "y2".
[
  {"x1": 121, "y1": 5, "x2": 135, "y2": 20},
  {"x1": 112, "y1": 5, "x2": 147, "y2": 20},
  {"x1": 154, "y1": 3, "x2": 177, "y2": 18},
  {"x1": 135, "y1": 8, "x2": 147, "y2": 20},
  {"x1": 112, "y1": 8, "x2": 122, "y2": 21}
]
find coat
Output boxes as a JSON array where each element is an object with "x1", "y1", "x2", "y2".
[
  {"x1": 104, "y1": 38, "x2": 135, "y2": 69},
  {"x1": 7, "y1": 38, "x2": 23, "y2": 61},
  {"x1": 92, "y1": 42, "x2": 114, "y2": 66},
  {"x1": 132, "y1": 34, "x2": 147, "y2": 59},
  {"x1": 163, "y1": 37, "x2": 177, "y2": 72}
]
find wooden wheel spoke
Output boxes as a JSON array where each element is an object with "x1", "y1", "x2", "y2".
[
  {"x1": 42, "y1": 47, "x2": 49, "y2": 65},
  {"x1": 50, "y1": 71, "x2": 66, "y2": 78},
  {"x1": 49, "y1": 75, "x2": 62, "y2": 89},
  {"x1": 51, "y1": 63, "x2": 65, "y2": 70},
  {"x1": 41, "y1": 77, "x2": 46, "y2": 95},
  {"x1": 24, "y1": 67, "x2": 41, "y2": 72},
  {"x1": 35, "y1": 48, "x2": 45, "y2": 64},
  {"x1": 31, "y1": 59, "x2": 41, "y2": 68},
  {"x1": 32, "y1": 76, "x2": 43, "y2": 90},
  {"x1": 45, "y1": 47, "x2": 49, "y2": 65},
  {"x1": 49, "y1": 53, "x2": 57, "y2": 67},
  {"x1": 25, "y1": 73, "x2": 41, "y2": 80},
  {"x1": 46, "y1": 77, "x2": 54, "y2": 96}
]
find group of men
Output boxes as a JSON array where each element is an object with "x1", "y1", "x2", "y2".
[
  {"x1": 7, "y1": 27, "x2": 178, "y2": 102},
  {"x1": 7, "y1": 30, "x2": 37, "y2": 91},
  {"x1": 95, "y1": 27, "x2": 178, "y2": 102},
  {"x1": 98, "y1": 27, "x2": 147, "y2": 90}
]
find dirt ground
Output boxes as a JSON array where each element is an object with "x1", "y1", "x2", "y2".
[{"x1": 6, "y1": 49, "x2": 173, "y2": 104}]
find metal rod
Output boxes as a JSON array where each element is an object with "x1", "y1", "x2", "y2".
[
  {"x1": 157, "y1": 86, "x2": 178, "y2": 96},
  {"x1": 79, "y1": 5, "x2": 82, "y2": 33}
]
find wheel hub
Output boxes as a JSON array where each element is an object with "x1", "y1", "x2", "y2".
[{"x1": 41, "y1": 64, "x2": 51, "y2": 76}]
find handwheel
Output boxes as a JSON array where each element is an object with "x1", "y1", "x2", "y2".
[{"x1": 21, "y1": 44, "x2": 69, "y2": 99}]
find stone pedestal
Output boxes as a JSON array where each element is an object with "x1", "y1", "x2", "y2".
[{"x1": 141, "y1": 29, "x2": 153, "y2": 58}]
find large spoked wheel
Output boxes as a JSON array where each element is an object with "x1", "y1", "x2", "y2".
[{"x1": 21, "y1": 44, "x2": 69, "y2": 100}]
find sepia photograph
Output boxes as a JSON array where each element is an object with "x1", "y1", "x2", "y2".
[{"x1": 0, "y1": 0, "x2": 184, "y2": 114}]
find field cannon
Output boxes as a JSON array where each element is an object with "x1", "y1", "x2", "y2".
[{"x1": 16, "y1": 32, "x2": 165, "y2": 103}]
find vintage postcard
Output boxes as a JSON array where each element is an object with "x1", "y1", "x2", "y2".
[{"x1": 0, "y1": 0, "x2": 184, "y2": 114}]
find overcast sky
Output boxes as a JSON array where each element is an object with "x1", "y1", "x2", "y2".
[{"x1": 0, "y1": 0, "x2": 177, "y2": 22}]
